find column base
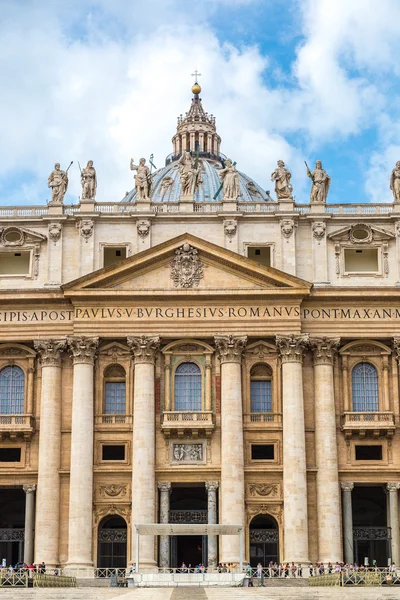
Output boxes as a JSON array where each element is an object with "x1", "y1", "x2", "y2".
[{"x1": 137, "y1": 561, "x2": 158, "y2": 573}]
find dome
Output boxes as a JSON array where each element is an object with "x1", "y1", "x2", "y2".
[
  {"x1": 123, "y1": 158, "x2": 272, "y2": 203},
  {"x1": 122, "y1": 81, "x2": 274, "y2": 204}
]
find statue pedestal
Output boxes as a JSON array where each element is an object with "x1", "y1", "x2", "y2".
[
  {"x1": 393, "y1": 202, "x2": 400, "y2": 213},
  {"x1": 48, "y1": 204, "x2": 64, "y2": 216},
  {"x1": 80, "y1": 199, "x2": 96, "y2": 212},
  {"x1": 222, "y1": 200, "x2": 237, "y2": 212},
  {"x1": 136, "y1": 201, "x2": 151, "y2": 212},
  {"x1": 278, "y1": 198, "x2": 294, "y2": 211},
  {"x1": 180, "y1": 194, "x2": 194, "y2": 204},
  {"x1": 310, "y1": 202, "x2": 325, "y2": 214}
]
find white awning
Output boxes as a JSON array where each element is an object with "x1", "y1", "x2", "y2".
[{"x1": 134, "y1": 524, "x2": 243, "y2": 536}]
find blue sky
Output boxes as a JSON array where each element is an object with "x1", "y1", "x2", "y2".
[{"x1": 1, "y1": 0, "x2": 400, "y2": 205}]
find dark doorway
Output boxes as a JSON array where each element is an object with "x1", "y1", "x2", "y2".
[
  {"x1": 168, "y1": 485, "x2": 210, "y2": 567},
  {"x1": 0, "y1": 487, "x2": 25, "y2": 566},
  {"x1": 97, "y1": 516, "x2": 127, "y2": 569},
  {"x1": 352, "y1": 485, "x2": 389, "y2": 566},
  {"x1": 249, "y1": 514, "x2": 279, "y2": 567}
]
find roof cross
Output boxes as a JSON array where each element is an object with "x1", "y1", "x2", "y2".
[{"x1": 191, "y1": 70, "x2": 202, "y2": 83}]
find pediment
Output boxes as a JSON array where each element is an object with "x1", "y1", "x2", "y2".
[
  {"x1": 0, "y1": 226, "x2": 46, "y2": 247},
  {"x1": 63, "y1": 233, "x2": 311, "y2": 297},
  {"x1": 328, "y1": 223, "x2": 394, "y2": 243}
]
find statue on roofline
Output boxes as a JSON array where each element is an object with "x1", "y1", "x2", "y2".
[
  {"x1": 271, "y1": 160, "x2": 293, "y2": 200},
  {"x1": 306, "y1": 160, "x2": 331, "y2": 203},
  {"x1": 130, "y1": 157, "x2": 153, "y2": 201},
  {"x1": 390, "y1": 161, "x2": 400, "y2": 202}
]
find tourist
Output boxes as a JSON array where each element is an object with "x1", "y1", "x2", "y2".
[
  {"x1": 328, "y1": 562, "x2": 333, "y2": 574},
  {"x1": 290, "y1": 562, "x2": 296, "y2": 577},
  {"x1": 298, "y1": 563, "x2": 303, "y2": 577},
  {"x1": 309, "y1": 563, "x2": 314, "y2": 576}
]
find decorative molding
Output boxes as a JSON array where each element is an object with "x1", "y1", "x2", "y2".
[
  {"x1": 158, "y1": 482, "x2": 172, "y2": 492},
  {"x1": 48, "y1": 223, "x2": 62, "y2": 245},
  {"x1": 349, "y1": 224, "x2": 373, "y2": 244},
  {"x1": 276, "y1": 334, "x2": 309, "y2": 364},
  {"x1": 312, "y1": 221, "x2": 326, "y2": 243},
  {"x1": 309, "y1": 337, "x2": 340, "y2": 366},
  {"x1": 280, "y1": 219, "x2": 294, "y2": 240},
  {"x1": 223, "y1": 220, "x2": 237, "y2": 242},
  {"x1": 34, "y1": 339, "x2": 67, "y2": 367},
  {"x1": 0, "y1": 347, "x2": 25, "y2": 357},
  {"x1": 99, "y1": 343, "x2": 130, "y2": 361},
  {"x1": 246, "y1": 503, "x2": 283, "y2": 526},
  {"x1": 393, "y1": 338, "x2": 400, "y2": 363},
  {"x1": 340, "y1": 482, "x2": 354, "y2": 492},
  {"x1": 127, "y1": 335, "x2": 160, "y2": 364},
  {"x1": 248, "y1": 484, "x2": 279, "y2": 498},
  {"x1": 214, "y1": 334, "x2": 247, "y2": 364},
  {"x1": 22, "y1": 484, "x2": 36, "y2": 494},
  {"x1": 383, "y1": 242, "x2": 389, "y2": 275},
  {"x1": 76, "y1": 219, "x2": 93, "y2": 242},
  {"x1": 0, "y1": 226, "x2": 46, "y2": 247},
  {"x1": 386, "y1": 482, "x2": 400, "y2": 492},
  {"x1": 170, "y1": 243, "x2": 204, "y2": 288},
  {"x1": 137, "y1": 219, "x2": 150, "y2": 239},
  {"x1": 67, "y1": 336, "x2": 99, "y2": 365},
  {"x1": 99, "y1": 484, "x2": 128, "y2": 498},
  {"x1": 335, "y1": 242, "x2": 340, "y2": 275},
  {"x1": 93, "y1": 503, "x2": 131, "y2": 525}
]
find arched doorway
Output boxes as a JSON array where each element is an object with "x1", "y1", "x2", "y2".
[
  {"x1": 97, "y1": 516, "x2": 127, "y2": 568},
  {"x1": 249, "y1": 514, "x2": 279, "y2": 567}
]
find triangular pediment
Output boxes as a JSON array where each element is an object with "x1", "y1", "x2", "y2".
[
  {"x1": 62, "y1": 233, "x2": 311, "y2": 298},
  {"x1": 328, "y1": 223, "x2": 394, "y2": 242}
]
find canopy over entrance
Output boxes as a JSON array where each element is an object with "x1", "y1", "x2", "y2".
[{"x1": 134, "y1": 524, "x2": 244, "y2": 571}]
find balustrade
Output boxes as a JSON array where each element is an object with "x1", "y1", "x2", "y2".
[
  {"x1": 341, "y1": 412, "x2": 395, "y2": 437},
  {"x1": 0, "y1": 414, "x2": 35, "y2": 440},
  {"x1": 161, "y1": 411, "x2": 214, "y2": 437}
]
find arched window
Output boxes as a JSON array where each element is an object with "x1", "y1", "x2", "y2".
[
  {"x1": 174, "y1": 362, "x2": 202, "y2": 411},
  {"x1": 104, "y1": 365, "x2": 126, "y2": 414},
  {"x1": 250, "y1": 364, "x2": 272, "y2": 413},
  {"x1": 0, "y1": 366, "x2": 25, "y2": 414},
  {"x1": 352, "y1": 362, "x2": 378, "y2": 412}
]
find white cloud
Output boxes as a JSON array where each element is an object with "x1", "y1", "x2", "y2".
[{"x1": 1, "y1": 0, "x2": 400, "y2": 205}]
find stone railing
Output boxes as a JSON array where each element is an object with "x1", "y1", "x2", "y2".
[
  {"x1": 325, "y1": 204, "x2": 393, "y2": 214},
  {"x1": 0, "y1": 206, "x2": 49, "y2": 217},
  {"x1": 237, "y1": 203, "x2": 276, "y2": 213},
  {"x1": 341, "y1": 411, "x2": 395, "y2": 437},
  {"x1": 95, "y1": 202, "x2": 135, "y2": 213},
  {"x1": 243, "y1": 413, "x2": 282, "y2": 428},
  {"x1": 0, "y1": 414, "x2": 35, "y2": 439},
  {"x1": 161, "y1": 411, "x2": 214, "y2": 436},
  {"x1": 95, "y1": 414, "x2": 133, "y2": 429}
]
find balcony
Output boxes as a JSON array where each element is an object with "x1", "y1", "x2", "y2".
[
  {"x1": 0, "y1": 414, "x2": 35, "y2": 440},
  {"x1": 161, "y1": 411, "x2": 214, "y2": 438},
  {"x1": 95, "y1": 414, "x2": 133, "y2": 432},
  {"x1": 243, "y1": 413, "x2": 282, "y2": 430},
  {"x1": 341, "y1": 412, "x2": 395, "y2": 438}
]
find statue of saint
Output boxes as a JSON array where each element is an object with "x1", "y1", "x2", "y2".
[
  {"x1": 390, "y1": 161, "x2": 400, "y2": 201},
  {"x1": 179, "y1": 152, "x2": 195, "y2": 195},
  {"x1": 81, "y1": 160, "x2": 97, "y2": 200},
  {"x1": 271, "y1": 160, "x2": 293, "y2": 199},
  {"x1": 307, "y1": 160, "x2": 331, "y2": 203},
  {"x1": 130, "y1": 158, "x2": 152, "y2": 201},
  {"x1": 220, "y1": 159, "x2": 240, "y2": 200},
  {"x1": 48, "y1": 163, "x2": 68, "y2": 205}
]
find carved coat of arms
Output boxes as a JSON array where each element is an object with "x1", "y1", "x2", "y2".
[{"x1": 170, "y1": 243, "x2": 204, "y2": 288}]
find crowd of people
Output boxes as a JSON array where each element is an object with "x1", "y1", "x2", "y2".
[{"x1": 0, "y1": 562, "x2": 49, "y2": 576}]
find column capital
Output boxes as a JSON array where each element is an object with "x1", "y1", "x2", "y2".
[
  {"x1": 310, "y1": 337, "x2": 340, "y2": 366},
  {"x1": 387, "y1": 482, "x2": 400, "y2": 492},
  {"x1": 23, "y1": 484, "x2": 36, "y2": 494},
  {"x1": 205, "y1": 481, "x2": 219, "y2": 491},
  {"x1": 127, "y1": 335, "x2": 160, "y2": 364},
  {"x1": 67, "y1": 336, "x2": 99, "y2": 365},
  {"x1": 214, "y1": 335, "x2": 247, "y2": 364},
  {"x1": 34, "y1": 339, "x2": 67, "y2": 367},
  {"x1": 341, "y1": 482, "x2": 354, "y2": 492},
  {"x1": 158, "y1": 482, "x2": 172, "y2": 492},
  {"x1": 276, "y1": 334, "x2": 309, "y2": 364}
]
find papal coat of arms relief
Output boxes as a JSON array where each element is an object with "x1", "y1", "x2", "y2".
[{"x1": 170, "y1": 243, "x2": 204, "y2": 288}]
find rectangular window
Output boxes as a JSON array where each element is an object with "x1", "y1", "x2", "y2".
[
  {"x1": 0, "y1": 252, "x2": 31, "y2": 275},
  {"x1": 102, "y1": 445, "x2": 125, "y2": 461},
  {"x1": 0, "y1": 448, "x2": 21, "y2": 462},
  {"x1": 103, "y1": 247, "x2": 127, "y2": 268},
  {"x1": 251, "y1": 444, "x2": 274, "y2": 460},
  {"x1": 105, "y1": 382, "x2": 126, "y2": 414},
  {"x1": 344, "y1": 249, "x2": 378, "y2": 273},
  {"x1": 247, "y1": 246, "x2": 271, "y2": 267},
  {"x1": 250, "y1": 380, "x2": 272, "y2": 412},
  {"x1": 355, "y1": 445, "x2": 382, "y2": 461}
]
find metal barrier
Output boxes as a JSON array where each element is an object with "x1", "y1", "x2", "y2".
[
  {"x1": 308, "y1": 574, "x2": 340, "y2": 587},
  {"x1": 34, "y1": 574, "x2": 76, "y2": 587},
  {"x1": 0, "y1": 571, "x2": 29, "y2": 587},
  {"x1": 309, "y1": 568, "x2": 400, "y2": 587}
]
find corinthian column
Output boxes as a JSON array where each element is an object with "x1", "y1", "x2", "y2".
[
  {"x1": 387, "y1": 483, "x2": 400, "y2": 565},
  {"x1": 33, "y1": 339, "x2": 66, "y2": 567},
  {"x1": 66, "y1": 336, "x2": 98, "y2": 568},
  {"x1": 206, "y1": 481, "x2": 219, "y2": 568},
  {"x1": 276, "y1": 334, "x2": 309, "y2": 563},
  {"x1": 310, "y1": 337, "x2": 342, "y2": 563},
  {"x1": 158, "y1": 482, "x2": 171, "y2": 568},
  {"x1": 128, "y1": 335, "x2": 160, "y2": 569},
  {"x1": 214, "y1": 335, "x2": 247, "y2": 563}
]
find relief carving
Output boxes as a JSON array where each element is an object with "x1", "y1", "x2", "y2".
[
  {"x1": 224, "y1": 220, "x2": 237, "y2": 241},
  {"x1": 48, "y1": 223, "x2": 62, "y2": 244},
  {"x1": 137, "y1": 220, "x2": 150, "y2": 239},
  {"x1": 172, "y1": 443, "x2": 203, "y2": 462},
  {"x1": 312, "y1": 221, "x2": 326, "y2": 242},
  {"x1": 99, "y1": 484, "x2": 127, "y2": 498},
  {"x1": 249, "y1": 484, "x2": 279, "y2": 498},
  {"x1": 76, "y1": 219, "x2": 94, "y2": 242},
  {"x1": 94, "y1": 503, "x2": 131, "y2": 525},
  {"x1": 170, "y1": 244, "x2": 204, "y2": 288},
  {"x1": 280, "y1": 219, "x2": 294, "y2": 240}
]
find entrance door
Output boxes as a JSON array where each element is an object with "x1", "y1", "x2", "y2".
[
  {"x1": 0, "y1": 488, "x2": 25, "y2": 567},
  {"x1": 97, "y1": 516, "x2": 127, "y2": 569},
  {"x1": 249, "y1": 514, "x2": 279, "y2": 567}
]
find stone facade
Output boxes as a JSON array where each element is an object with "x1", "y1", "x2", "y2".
[{"x1": 0, "y1": 85, "x2": 400, "y2": 571}]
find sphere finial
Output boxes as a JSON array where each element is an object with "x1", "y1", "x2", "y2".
[{"x1": 192, "y1": 82, "x2": 201, "y2": 95}]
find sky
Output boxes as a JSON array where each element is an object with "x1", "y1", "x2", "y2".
[{"x1": 1, "y1": 0, "x2": 400, "y2": 206}]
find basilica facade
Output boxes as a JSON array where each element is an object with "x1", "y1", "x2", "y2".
[{"x1": 1, "y1": 82, "x2": 400, "y2": 572}]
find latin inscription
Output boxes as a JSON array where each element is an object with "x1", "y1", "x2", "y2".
[{"x1": 0, "y1": 306, "x2": 400, "y2": 323}]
